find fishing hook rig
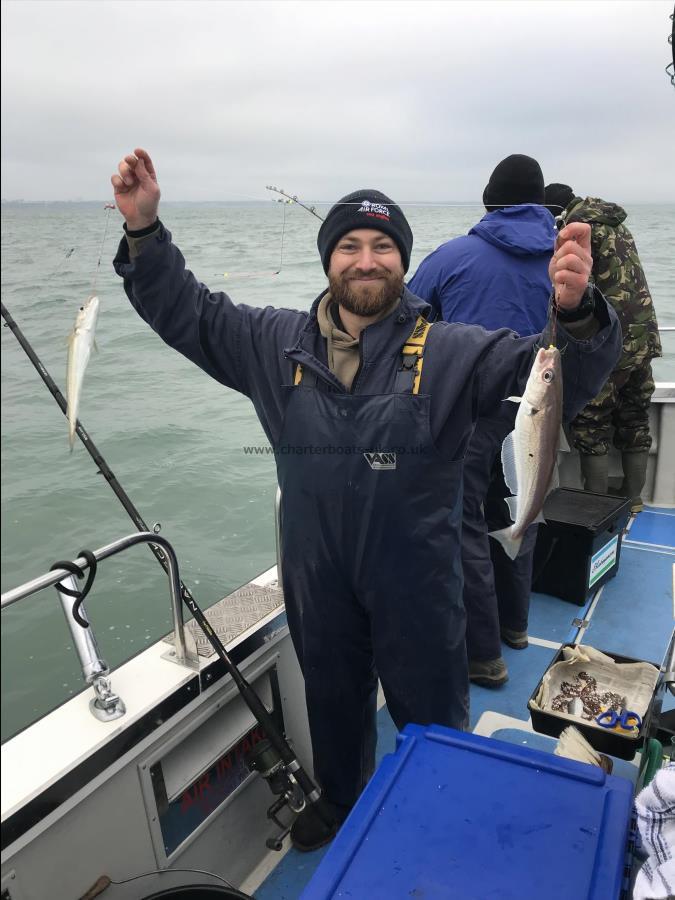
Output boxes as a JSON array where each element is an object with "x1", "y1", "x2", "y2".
[
  {"x1": 90, "y1": 203, "x2": 115, "y2": 295},
  {"x1": 214, "y1": 199, "x2": 288, "y2": 280},
  {"x1": 47, "y1": 247, "x2": 76, "y2": 283},
  {"x1": 266, "y1": 185, "x2": 325, "y2": 221}
]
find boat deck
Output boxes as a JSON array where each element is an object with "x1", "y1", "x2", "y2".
[{"x1": 247, "y1": 507, "x2": 675, "y2": 899}]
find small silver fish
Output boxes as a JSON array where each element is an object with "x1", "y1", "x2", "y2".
[
  {"x1": 489, "y1": 346, "x2": 565, "y2": 560},
  {"x1": 66, "y1": 295, "x2": 99, "y2": 451}
]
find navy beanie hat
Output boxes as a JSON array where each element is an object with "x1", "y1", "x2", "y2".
[
  {"x1": 317, "y1": 189, "x2": 413, "y2": 273},
  {"x1": 544, "y1": 183, "x2": 575, "y2": 216},
  {"x1": 482, "y1": 154, "x2": 545, "y2": 209}
]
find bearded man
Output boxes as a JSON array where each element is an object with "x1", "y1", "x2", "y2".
[{"x1": 112, "y1": 149, "x2": 622, "y2": 852}]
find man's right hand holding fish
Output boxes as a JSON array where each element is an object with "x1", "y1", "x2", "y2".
[
  {"x1": 548, "y1": 221, "x2": 594, "y2": 311},
  {"x1": 488, "y1": 220, "x2": 607, "y2": 560}
]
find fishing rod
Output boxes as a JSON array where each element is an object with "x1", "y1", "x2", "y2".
[
  {"x1": 266, "y1": 185, "x2": 325, "y2": 221},
  {"x1": 0, "y1": 301, "x2": 336, "y2": 843}
]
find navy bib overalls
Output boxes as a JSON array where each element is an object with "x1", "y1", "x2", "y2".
[{"x1": 275, "y1": 325, "x2": 469, "y2": 814}]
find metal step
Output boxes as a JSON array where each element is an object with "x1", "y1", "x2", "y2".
[{"x1": 165, "y1": 580, "x2": 285, "y2": 658}]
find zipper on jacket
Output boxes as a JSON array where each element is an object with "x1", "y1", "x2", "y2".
[{"x1": 350, "y1": 344, "x2": 364, "y2": 394}]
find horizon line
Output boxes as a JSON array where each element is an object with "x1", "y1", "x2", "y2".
[{"x1": 3, "y1": 198, "x2": 675, "y2": 206}]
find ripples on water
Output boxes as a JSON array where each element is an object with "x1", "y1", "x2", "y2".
[{"x1": 1, "y1": 201, "x2": 673, "y2": 739}]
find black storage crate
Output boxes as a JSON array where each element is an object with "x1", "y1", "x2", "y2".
[
  {"x1": 532, "y1": 488, "x2": 631, "y2": 605},
  {"x1": 528, "y1": 644, "x2": 658, "y2": 760}
]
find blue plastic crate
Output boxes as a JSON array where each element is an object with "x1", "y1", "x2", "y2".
[{"x1": 302, "y1": 724, "x2": 634, "y2": 900}]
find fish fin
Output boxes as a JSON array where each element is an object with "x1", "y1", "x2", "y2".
[
  {"x1": 488, "y1": 526, "x2": 523, "y2": 561},
  {"x1": 505, "y1": 495, "x2": 519, "y2": 523},
  {"x1": 558, "y1": 427, "x2": 570, "y2": 452},
  {"x1": 504, "y1": 396, "x2": 522, "y2": 404},
  {"x1": 501, "y1": 431, "x2": 519, "y2": 496}
]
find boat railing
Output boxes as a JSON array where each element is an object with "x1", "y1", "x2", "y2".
[{"x1": 0, "y1": 532, "x2": 200, "y2": 722}]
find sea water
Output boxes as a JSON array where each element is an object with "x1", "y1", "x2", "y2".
[{"x1": 1, "y1": 201, "x2": 673, "y2": 740}]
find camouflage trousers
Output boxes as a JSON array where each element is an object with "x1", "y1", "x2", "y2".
[{"x1": 570, "y1": 357, "x2": 655, "y2": 455}]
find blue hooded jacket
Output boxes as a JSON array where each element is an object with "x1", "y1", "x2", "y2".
[{"x1": 407, "y1": 204, "x2": 555, "y2": 336}]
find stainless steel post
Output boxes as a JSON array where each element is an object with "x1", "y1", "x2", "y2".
[
  {"x1": 55, "y1": 575, "x2": 108, "y2": 683},
  {"x1": 55, "y1": 574, "x2": 126, "y2": 721}
]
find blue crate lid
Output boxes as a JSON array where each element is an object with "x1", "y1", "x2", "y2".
[{"x1": 302, "y1": 724, "x2": 634, "y2": 900}]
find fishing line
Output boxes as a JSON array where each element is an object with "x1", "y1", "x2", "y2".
[
  {"x1": 90, "y1": 203, "x2": 115, "y2": 295},
  {"x1": 265, "y1": 188, "x2": 563, "y2": 211},
  {"x1": 47, "y1": 247, "x2": 76, "y2": 283},
  {"x1": 215, "y1": 200, "x2": 288, "y2": 280},
  {"x1": 278, "y1": 198, "x2": 287, "y2": 271}
]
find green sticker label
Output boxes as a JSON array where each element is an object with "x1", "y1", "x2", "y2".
[{"x1": 589, "y1": 536, "x2": 619, "y2": 588}]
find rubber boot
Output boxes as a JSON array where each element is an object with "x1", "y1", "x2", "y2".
[
  {"x1": 620, "y1": 451, "x2": 649, "y2": 513},
  {"x1": 579, "y1": 454, "x2": 609, "y2": 494}
]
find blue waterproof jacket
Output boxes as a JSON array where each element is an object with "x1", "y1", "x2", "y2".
[
  {"x1": 113, "y1": 221, "x2": 620, "y2": 463},
  {"x1": 408, "y1": 204, "x2": 555, "y2": 337}
]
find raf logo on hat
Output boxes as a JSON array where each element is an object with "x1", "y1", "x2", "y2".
[{"x1": 358, "y1": 199, "x2": 390, "y2": 221}]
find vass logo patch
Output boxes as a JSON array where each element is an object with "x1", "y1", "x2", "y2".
[{"x1": 364, "y1": 451, "x2": 397, "y2": 471}]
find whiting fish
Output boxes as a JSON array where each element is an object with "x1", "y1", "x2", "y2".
[
  {"x1": 489, "y1": 345, "x2": 565, "y2": 560},
  {"x1": 66, "y1": 294, "x2": 99, "y2": 450}
]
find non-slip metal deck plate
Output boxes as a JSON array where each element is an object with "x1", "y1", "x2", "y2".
[{"x1": 164, "y1": 582, "x2": 285, "y2": 658}]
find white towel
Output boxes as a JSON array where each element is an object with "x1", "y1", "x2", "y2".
[{"x1": 633, "y1": 763, "x2": 675, "y2": 900}]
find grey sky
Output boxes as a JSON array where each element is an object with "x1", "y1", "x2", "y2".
[{"x1": 2, "y1": 0, "x2": 674, "y2": 203}]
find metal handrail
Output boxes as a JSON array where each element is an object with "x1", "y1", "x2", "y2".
[{"x1": 1, "y1": 532, "x2": 194, "y2": 667}]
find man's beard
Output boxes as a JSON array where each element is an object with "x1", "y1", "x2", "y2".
[{"x1": 328, "y1": 268, "x2": 404, "y2": 317}]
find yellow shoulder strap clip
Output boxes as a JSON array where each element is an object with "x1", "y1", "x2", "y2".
[{"x1": 400, "y1": 315, "x2": 432, "y2": 395}]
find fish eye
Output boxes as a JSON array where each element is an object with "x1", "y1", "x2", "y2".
[{"x1": 542, "y1": 370, "x2": 554, "y2": 383}]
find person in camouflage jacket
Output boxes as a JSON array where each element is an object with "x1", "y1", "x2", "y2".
[{"x1": 545, "y1": 184, "x2": 662, "y2": 511}]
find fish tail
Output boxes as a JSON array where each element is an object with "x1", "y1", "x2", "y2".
[{"x1": 488, "y1": 526, "x2": 523, "y2": 561}]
